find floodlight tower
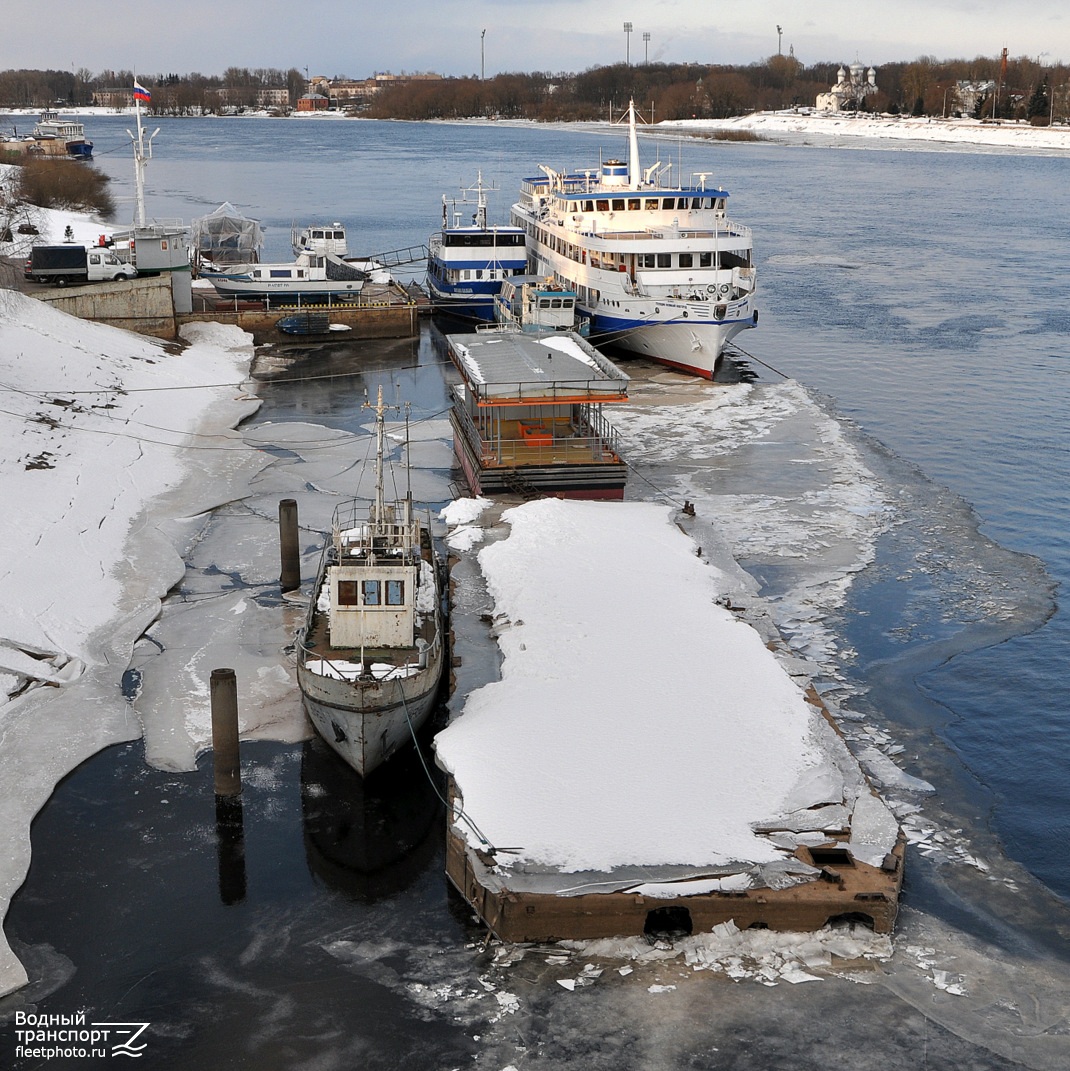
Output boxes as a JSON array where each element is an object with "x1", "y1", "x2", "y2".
[
  {"x1": 643, "y1": 31, "x2": 650, "y2": 65},
  {"x1": 624, "y1": 22, "x2": 633, "y2": 65},
  {"x1": 777, "y1": 25, "x2": 783, "y2": 55},
  {"x1": 481, "y1": 29, "x2": 486, "y2": 81}
]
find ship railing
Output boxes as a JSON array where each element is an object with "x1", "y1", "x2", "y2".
[
  {"x1": 450, "y1": 388, "x2": 488, "y2": 460},
  {"x1": 476, "y1": 431, "x2": 623, "y2": 467},
  {"x1": 451, "y1": 388, "x2": 623, "y2": 466},
  {"x1": 642, "y1": 220, "x2": 753, "y2": 241},
  {"x1": 297, "y1": 628, "x2": 441, "y2": 678}
]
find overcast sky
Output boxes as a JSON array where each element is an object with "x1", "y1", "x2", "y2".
[{"x1": 3, "y1": 1, "x2": 1067, "y2": 80}]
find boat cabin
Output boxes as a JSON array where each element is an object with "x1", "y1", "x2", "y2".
[
  {"x1": 328, "y1": 506, "x2": 423, "y2": 650},
  {"x1": 293, "y1": 223, "x2": 349, "y2": 258},
  {"x1": 493, "y1": 276, "x2": 581, "y2": 333}
]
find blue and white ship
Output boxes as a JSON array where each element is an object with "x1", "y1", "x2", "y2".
[
  {"x1": 426, "y1": 172, "x2": 527, "y2": 322},
  {"x1": 32, "y1": 111, "x2": 93, "y2": 158},
  {"x1": 510, "y1": 101, "x2": 757, "y2": 378}
]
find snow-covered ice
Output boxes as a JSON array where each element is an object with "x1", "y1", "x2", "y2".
[{"x1": 0, "y1": 290, "x2": 261, "y2": 996}]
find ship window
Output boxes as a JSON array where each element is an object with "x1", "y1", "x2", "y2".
[
  {"x1": 645, "y1": 198, "x2": 659, "y2": 210},
  {"x1": 679, "y1": 253, "x2": 693, "y2": 268},
  {"x1": 700, "y1": 252, "x2": 713, "y2": 267},
  {"x1": 640, "y1": 253, "x2": 656, "y2": 268},
  {"x1": 338, "y1": 580, "x2": 359, "y2": 606},
  {"x1": 386, "y1": 580, "x2": 404, "y2": 605},
  {"x1": 551, "y1": 298, "x2": 563, "y2": 308},
  {"x1": 662, "y1": 198, "x2": 675, "y2": 209},
  {"x1": 691, "y1": 198, "x2": 702, "y2": 209},
  {"x1": 657, "y1": 253, "x2": 671, "y2": 268},
  {"x1": 362, "y1": 580, "x2": 381, "y2": 605},
  {"x1": 612, "y1": 199, "x2": 625, "y2": 211},
  {"x1": 596, "y1": 199, "x2": 609, "y2": 211},
  {"x1": 313, "y1": 230, "x2": 324, "y2": 239},
  {"x1": 270, "y1": 269, "x2": 291, "y2": 278},
  {"x1": 628, "y1": 199, "x2": 640, "y2": 210},
  {"x1": 583, "y1": 200, "x2": 594, "y2": 211}
]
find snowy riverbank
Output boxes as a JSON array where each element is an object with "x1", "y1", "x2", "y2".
[
  {"x1": 661, "y1": 110, "x2": 1070, "y2": 154},
  {"x1": 6, "y1": 105, "x2": 1070, "y2": 155},
  {"x1": 0, "y1": 289, "x2": 263, "y2": 996}
]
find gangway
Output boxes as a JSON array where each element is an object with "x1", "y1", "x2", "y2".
[{"x1": 362, "y1": 244, "x2": 428, "y2": 271}]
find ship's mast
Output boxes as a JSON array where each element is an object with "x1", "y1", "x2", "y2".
[
  {"x1": 126, "y1": 82, "x2": 160, "y2": 227},
  {"x1": 474, "y1": 170, "x2": 488, "y2": 229},
  {"x1": 627, "y1": 99, "x2": 640, "y2": 188},
  {"x1": 371, "y1": 384, "x2": 387, "y2": 532}
]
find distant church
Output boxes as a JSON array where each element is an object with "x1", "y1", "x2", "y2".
[{"x1": 817, "y1": 62, "x2": 878, "y2": 111}]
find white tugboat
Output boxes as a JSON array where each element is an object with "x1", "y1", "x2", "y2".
[{"x1": 296, "y1": 388, "x2": 445, "y2": 776}]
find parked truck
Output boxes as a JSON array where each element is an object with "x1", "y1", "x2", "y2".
[{"x1": 29, "y1": 245, "x2": 137, "y2": 287}]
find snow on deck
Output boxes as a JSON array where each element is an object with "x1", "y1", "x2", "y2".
[
  {"x1": 447, "y1": 331, "x2": 628, "y2": 399},
  {"x1": 435, "y1": 497, "x2": 895, "y2": 881}
]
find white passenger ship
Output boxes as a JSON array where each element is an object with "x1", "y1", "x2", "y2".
[{"x1": 510, "y1": 101, "x2": 757, "y2": 378}]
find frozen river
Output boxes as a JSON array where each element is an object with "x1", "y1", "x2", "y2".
[{"x1": 1, "y1": 114, "x2": 1069, "y2": 1068}]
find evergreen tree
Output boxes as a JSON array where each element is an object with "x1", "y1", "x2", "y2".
[{"x1": 1026, "y1": 79, "x2": 1049, "y2": 122}]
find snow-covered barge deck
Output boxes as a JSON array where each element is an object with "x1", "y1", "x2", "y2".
[{"x1": 435, "y1": 498, "x2": 904, "y2": 941}]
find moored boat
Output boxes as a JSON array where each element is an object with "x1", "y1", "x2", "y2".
[
  {"x1": 202, "y1": 252, "x2": 368, "y2": 306},
  {"x1": 292, "y1": 220, "x2": 393, "y2": 282},
  {"x1": 493, "y1": 275, "x2": 589, "y2": 335},
  {"x1": 295, "y1": 387, "x2": 445, "y2": 776},
  {"x1": 275, "y1": 311, "x2": 352, "y2": 336},
  {"x1": 32, "y1": 110, "x2": 94, "y2": 158},
  {"x1": 447, "y1": 328, "x2": 630, "y2": 500},
  {"x1": 426, "y1": 172, "x2": 527, "y2": 321},
  {"x1": 510, "y1": 100, "x2": 757, "y2": 378}
]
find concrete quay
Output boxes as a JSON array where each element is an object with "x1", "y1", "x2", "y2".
[{"x1": 0, "y1": 259, "x2": 421, "y2": 342}]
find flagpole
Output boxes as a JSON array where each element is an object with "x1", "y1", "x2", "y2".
[
  {"x1": 134, "y1": 84, "x2": 145, "y2": 226},
  {"x1": 127, "y1": 78, "x2": 159, "y2": 227}
]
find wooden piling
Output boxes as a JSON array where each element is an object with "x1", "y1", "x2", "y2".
[
  {"x1": 279, "y1": 498, "x2": 301, "y2": 593},
  {"x1": 210, "y1": 667, "x2": 241, "y2": 796}
]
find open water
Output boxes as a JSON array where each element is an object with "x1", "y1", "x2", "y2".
[{"x1": 1, "y1": 113, "x2": 1069, "y2": 1069}]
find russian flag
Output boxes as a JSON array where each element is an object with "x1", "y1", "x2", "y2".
[{"x1": 133, "y1": 80, "x2": 151, "y2": 103}]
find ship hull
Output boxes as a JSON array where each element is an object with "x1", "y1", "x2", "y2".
[
  {"x1": 589, "y1": 303, "x2": 757, "y2": 378},
  {"x1": 297, "y1": 637, "x2": 444, "y2": 777}
]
